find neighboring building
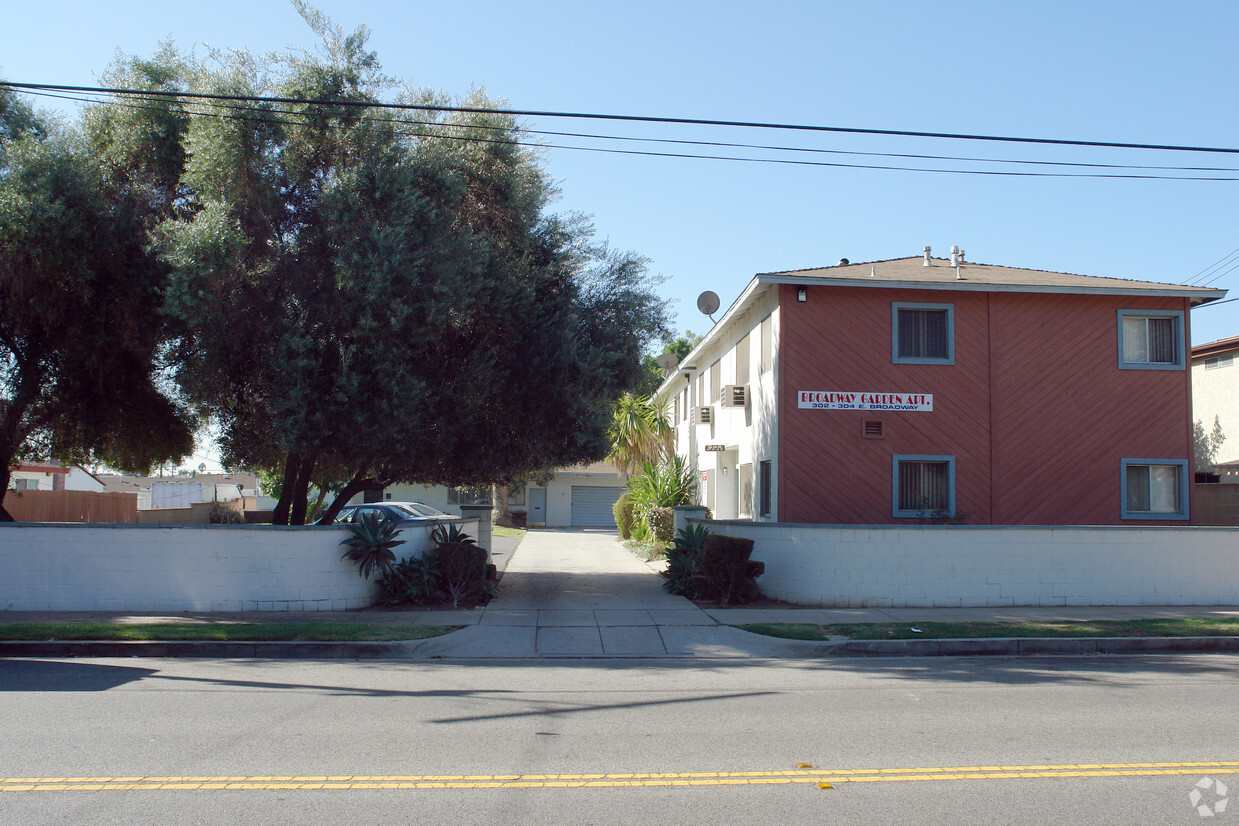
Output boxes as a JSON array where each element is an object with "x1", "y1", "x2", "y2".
[
  {"x1": 659, "y1": 247, "x2": 1225, "y2": 525},
  {"x1": 1191, "y1": 334, "x2": 1239, "y2": 482},
  {"x1": 377, "y1": 461, "x2": 630, "y2": 528},
  {"x1": 93, "y1": 472, "x2": 259, "y2": 510},
  {"x1": 8, "y1": 462, "x2": 105, "y2": 493}
]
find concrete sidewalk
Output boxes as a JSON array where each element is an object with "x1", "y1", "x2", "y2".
[{"x1": 3, "y1": 528, "x2": 1239, "y2": 660}]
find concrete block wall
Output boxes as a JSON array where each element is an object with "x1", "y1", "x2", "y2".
[
  {"x1": 699, "y1": 521, "x2": 1239, "y2": 607},
  {"x1": 0, "y1": 519, "x2": 476, "y2": 612}
]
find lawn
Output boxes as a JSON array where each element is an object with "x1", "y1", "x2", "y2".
[
  {"x1": 0, "y1": 623, "x2": 460, "y2": 642},
  {"x1": 737, "y1": 618, "x2": 1239, "y2": 641}
]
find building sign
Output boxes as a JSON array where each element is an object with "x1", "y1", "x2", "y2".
[
  {"x1": 798, "y1": 391, "x2": 933, "y2": 412},
  {"x1": 704, "y1": 444, "x2": 726, "y2": 452}
]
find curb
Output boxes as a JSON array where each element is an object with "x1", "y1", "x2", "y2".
[
  {"x1": 782, "y1": 635, "x2": 1239, "y2": 658},
  {"x1": 3, "y1": 634, "x2": 1239, "y2": 660}
]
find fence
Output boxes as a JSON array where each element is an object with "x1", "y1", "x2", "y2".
[
  {"x1": 2, "y1": 490, "x2": 139, "y2": 523},
  {"x1": 688, "y1": 515, "x2": 1239, "y2": 607},
  {"x1": 0, "y1": 518, "x2": 477, "y2": 612}
]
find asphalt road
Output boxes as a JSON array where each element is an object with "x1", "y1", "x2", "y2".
[{"x1": 3, "y1": 654, "x2": 1239, "y2": 824}]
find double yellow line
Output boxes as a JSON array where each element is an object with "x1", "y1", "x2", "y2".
[{"x1": 3, "y1": 762, "x2": 1237, "y2": 792}]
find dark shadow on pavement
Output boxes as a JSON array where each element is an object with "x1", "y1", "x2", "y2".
[{"x1": 0, "y1": 659, "x2": 158, "y2": 691}]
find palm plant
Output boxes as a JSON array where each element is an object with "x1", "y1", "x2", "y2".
[
  {"x1": 340, "y1": 513, "x2": 406, "y2": 579},
  {"x1": 607, "y1": 392, "x2": 673, "y2": 475},
  {"x1": 627, "y1": 454, "x2": 697, "y2": 542}
]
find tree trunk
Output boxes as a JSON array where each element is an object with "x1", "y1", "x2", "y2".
[
  {"x1": 0, "y1": 465, "x2": 14, "y2": 522},
  {"x1": 288, "y1": 454, "x2": 317, "y2": 525},
  {"x1": 492, "y1": 483, "x2": 513, "y2": 527},
  {"x1": 271, "y1": 453, "x2": 301, "y2": 526},
  {"x1": 0, "y1": 374, "x2": 40, "y2": 523},
  {"x1": 319, "y1": 470, "x2": 381, "y2": 524}
]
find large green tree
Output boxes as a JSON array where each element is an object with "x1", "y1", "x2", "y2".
[
  {"x1": 0, "y1": 87, "x2": 194, "y2": 518},
  {"x1": 135, "y1": 4, "x2": 668, "y2": 523}
]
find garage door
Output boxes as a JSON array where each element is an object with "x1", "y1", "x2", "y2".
[{"x1": 570, "y1": 486, "x2": 626, "y2": 527}]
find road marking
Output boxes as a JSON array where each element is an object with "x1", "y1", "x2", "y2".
[{"x1": 3, "y1": 762, "x2": 1237, "y2": 792}]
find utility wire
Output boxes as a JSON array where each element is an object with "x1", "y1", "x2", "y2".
[
  {"x1": 6, "y1": 80, "x2": 1239, "y2": 156},
  {"x1": 29, "y1": 86, "x2": 1239, "y2": 175},
  {"x1": 1186, "y1": 246, "x2": 1239, "y2": 285},
  {"x1": 17, "y1": 87, "x2": 1239, "y2": 182}
]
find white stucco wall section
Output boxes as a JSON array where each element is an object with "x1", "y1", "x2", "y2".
[
  {"x1": 701, "y1": 521, "x2": 1239, "y2": 607},
  {"x1": 1191, "y1": 356, "x2": 1239, "y2": 466},
  {"x1": 0, "y1": 522, "x2": 471, "y2": 612}
]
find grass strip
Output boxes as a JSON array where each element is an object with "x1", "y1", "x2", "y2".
[
  {"x1": 0, "y1": 623, "x2": 460, "y2": 642},
  {"x1": 737, "y1": 618, "x2": 1239, "y2": 641},
  {"x1": 492, "y1": 526, "x2": 526, "y2": 539}
]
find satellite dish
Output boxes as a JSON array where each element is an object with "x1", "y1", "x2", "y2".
[
  {"x1": 697, "y1": 290, "x2": 720, "y2": 322},
  {"x1": 655, "y1": 352, "x2": 679, "y2": 376}
]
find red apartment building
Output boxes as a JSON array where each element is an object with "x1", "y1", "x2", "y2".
[{"x1": 663, "y1": 248, "x2": 1225, "y2": 525}]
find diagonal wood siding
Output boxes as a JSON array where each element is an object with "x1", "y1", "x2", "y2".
[{"x1": 777, "y1": 284, "x2": 1193, "y2": 525}]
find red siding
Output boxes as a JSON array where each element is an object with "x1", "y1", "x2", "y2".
[{"x1": 777, "y1": 284, "x2": 1193, "y2": 525}]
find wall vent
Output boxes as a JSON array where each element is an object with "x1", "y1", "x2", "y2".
[{"x1": 862, "y1": 420, "x2": 884, "y2": 439}]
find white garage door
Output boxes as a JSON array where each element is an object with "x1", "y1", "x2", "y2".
[{"x1": 570, "y1": 486, "x2": 626, "y2": 527}]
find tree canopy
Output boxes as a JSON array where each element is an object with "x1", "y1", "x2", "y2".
[
  {"x1": 81, "y1": 3, "x2": 670, "y2": 523},
  {"x1": 0, "y1": 87, "x2": 194, "y2": 517}
]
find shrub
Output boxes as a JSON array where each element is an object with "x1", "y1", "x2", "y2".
[
  {"x1": 646, "y1": 506, "x2": 674, "y2": 543},
  {"x1": 628, "y1": 455, "x2": 696, "y2": 539},
  {"x1": 208, "y1": 502, "x2": 244, "y2": 524},
  {"x1": 698, "y1": 534, "x2": 760, "y2": 606},
  {"x1": 340, "y1": 513, "x2": 406, "y2": 580},
  {"x1": 613, "y1": 491, "x2": 637, "y2": 539},
  {"x1": 435, "y1": 543, "x2": 491, "y2": 608},
  {"x1": 376, "y1": 553, "x2": 440, "y2": 606},
  {"x1": 662, "y1": 523, "x2": 709, "y2": 597},
  {"x1": 431, "y1": 522, "x2": 477, "y2": 546}
]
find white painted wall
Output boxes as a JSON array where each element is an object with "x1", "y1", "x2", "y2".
[
  {"x1": 64, "y1": 468, "x2": 106, "y2": 492},
  {"x1": 0, "y1": 520, "x2": 475, "y2": 612},
  {"x1": 1192, "y1": 353, "x2": 1239, "y2": 467},
  {"x1": 701, "y1": 520, "x2": 1239, "y2": 607}
]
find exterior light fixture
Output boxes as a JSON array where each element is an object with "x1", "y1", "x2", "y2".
[{"x1": 797, "y1": 287, "x2": 807, "y2": 302}]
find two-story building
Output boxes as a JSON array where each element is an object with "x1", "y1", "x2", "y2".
[{"x1": 660, "y1": 247, "x2": 1225, "y2": 525}]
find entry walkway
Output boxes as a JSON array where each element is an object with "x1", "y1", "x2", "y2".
[{"x1": 421, "y1": 528, "x2": 780, "y2": 658}]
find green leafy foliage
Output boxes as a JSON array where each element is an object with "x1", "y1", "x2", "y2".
[
  {"x1": 627, "y1": 455, "x2": 696, "y2": 541},
  {"x1": 435, "y1": 543, "x2": 492, "y2": 608},
  {"x1": 430, "y1": 523, "x2": 477, "y2": 547},
  {"x1": 0, "y1": 93, "x2": 194, "y2": 517},
  {"x1": 376, "y1": 553, "x2": 441, "y2": 607},
  {"x1": 613, "y1": 491, "x2": 637, "y2": 540},
  {"x1": 340, "y1": 513, "x2": 406, "y2": 579},
  {"x1": 208, "y1": 503, "x2": 244, "y2": 524},
  {"x1": 662, "y1": 523, "x2": 710, "y2": 597},
  {"x1": 698, "y1": 535, "x2": 760, "y2": 606},
  {"x1": 607, "y1": 394, "x2": 673, "y2": 476}
]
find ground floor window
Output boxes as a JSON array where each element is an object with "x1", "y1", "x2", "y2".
[
  {"x1": 893, "y1": 455, "x2": 955, "y2": 518},
  {"x1": 1121, "y1": 459, "x2": 1188, "y2": 519}
]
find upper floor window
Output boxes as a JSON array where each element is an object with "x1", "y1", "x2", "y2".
[
  {"x1": 1205, "y1": 354, "x2": 1234, "y2": 370},
  {"x1": 760, "y1": 315, "x2": 773, "y2": 374},
  {"x1": 1118, "y1": 310, "x2": 1184, "y2": 370},
  {"x1": 736, "y1": 333, "x2": 751, "y2": 385},
  {"x1": 892, "y1": 303, "x2": 954, "y2": 365}
]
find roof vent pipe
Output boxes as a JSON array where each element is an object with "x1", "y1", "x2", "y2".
[
  {"x1": 923, "y1": 246, "x2": 932, "y2": 266},
  {"x1": 949, "y1": 245, "x2": 960, "y2": 267},
  {"x1": 837, "y1": 258, "x2": 850, "y2": 266}
]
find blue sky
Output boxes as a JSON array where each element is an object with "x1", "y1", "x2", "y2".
[{"x1": 4, "y1": 1, "x2": 1238, "y2": 467}]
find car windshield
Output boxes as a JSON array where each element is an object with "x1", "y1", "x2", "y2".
[{"x1": 401, "y1": 502, "x2": 448, "y2": 518}]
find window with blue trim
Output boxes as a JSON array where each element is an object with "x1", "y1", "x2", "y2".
[
  {"x1": 1121, "y1": 459, "x2": 1188, "y2": 520},
  {"x1": 892, "y1": 455, "x2": 955, "y2": 518},
  {"x1": 893, "y1": 303, "x2": 954, "y2": 364},
  {"x1": 1118, "y1": 310, "x2": 1185, "y2": 370}
]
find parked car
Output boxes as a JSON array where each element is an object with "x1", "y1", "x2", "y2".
[{"x1": 327, "y1": 502, "x2": 457, "y2": 525}]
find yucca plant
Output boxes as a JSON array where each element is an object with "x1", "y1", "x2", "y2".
[
  {"x1": 430, "y1": 522, "x2": 476, "y2": 547},
  {"x1": 340, "y1": 513, "x2": 406, "y2": 579},
  {"x1": 628, "y1": 455, "x2": 697, "y2": 542}
]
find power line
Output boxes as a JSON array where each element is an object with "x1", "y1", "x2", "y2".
[
  {"x1": 15, "y1": 87, "x2": 1239, "y2": 182},
  {"x1": 29, "y1": 86, "x2": 1239, "y2": 176},
  {"x1": 1186, "y1": 246, "x2": 1239, "y2": 285},
  {"x1": 6, "y1": 80, "x2": 1239, "y2": 156}
]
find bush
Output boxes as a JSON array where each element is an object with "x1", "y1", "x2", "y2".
[
  {"x1": 208, "y1": 502, "x2": 244, "y2": 524},
  {"x1": 340, "y1": 514, "x2": 406, "y2": 580},
  {"x1": 698, "y1": 534, "x2": 760, "y2": 606},
  {"x1": 613, "y1": 492, "x2": 637, "y2": 539},
  {"x1": 435, "y1": 543, "x2": 491, "y2": 608},
  {"x1": 646, "y1": 506, "x2": 674, "y2": 543},
  {"x1": 376, "y1": 553, "x2": 440, "y2": 606},
  {"x1": 662, "y1": 523, "x2": 709, "y2": 597}
]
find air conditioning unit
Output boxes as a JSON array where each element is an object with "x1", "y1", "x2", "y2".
[
  {"x1": 694, "y1": 406, "x2": 713, "y2": 425},
  {"x1": 721, "y1": 385, "x2": 748, "y2": 408}
]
